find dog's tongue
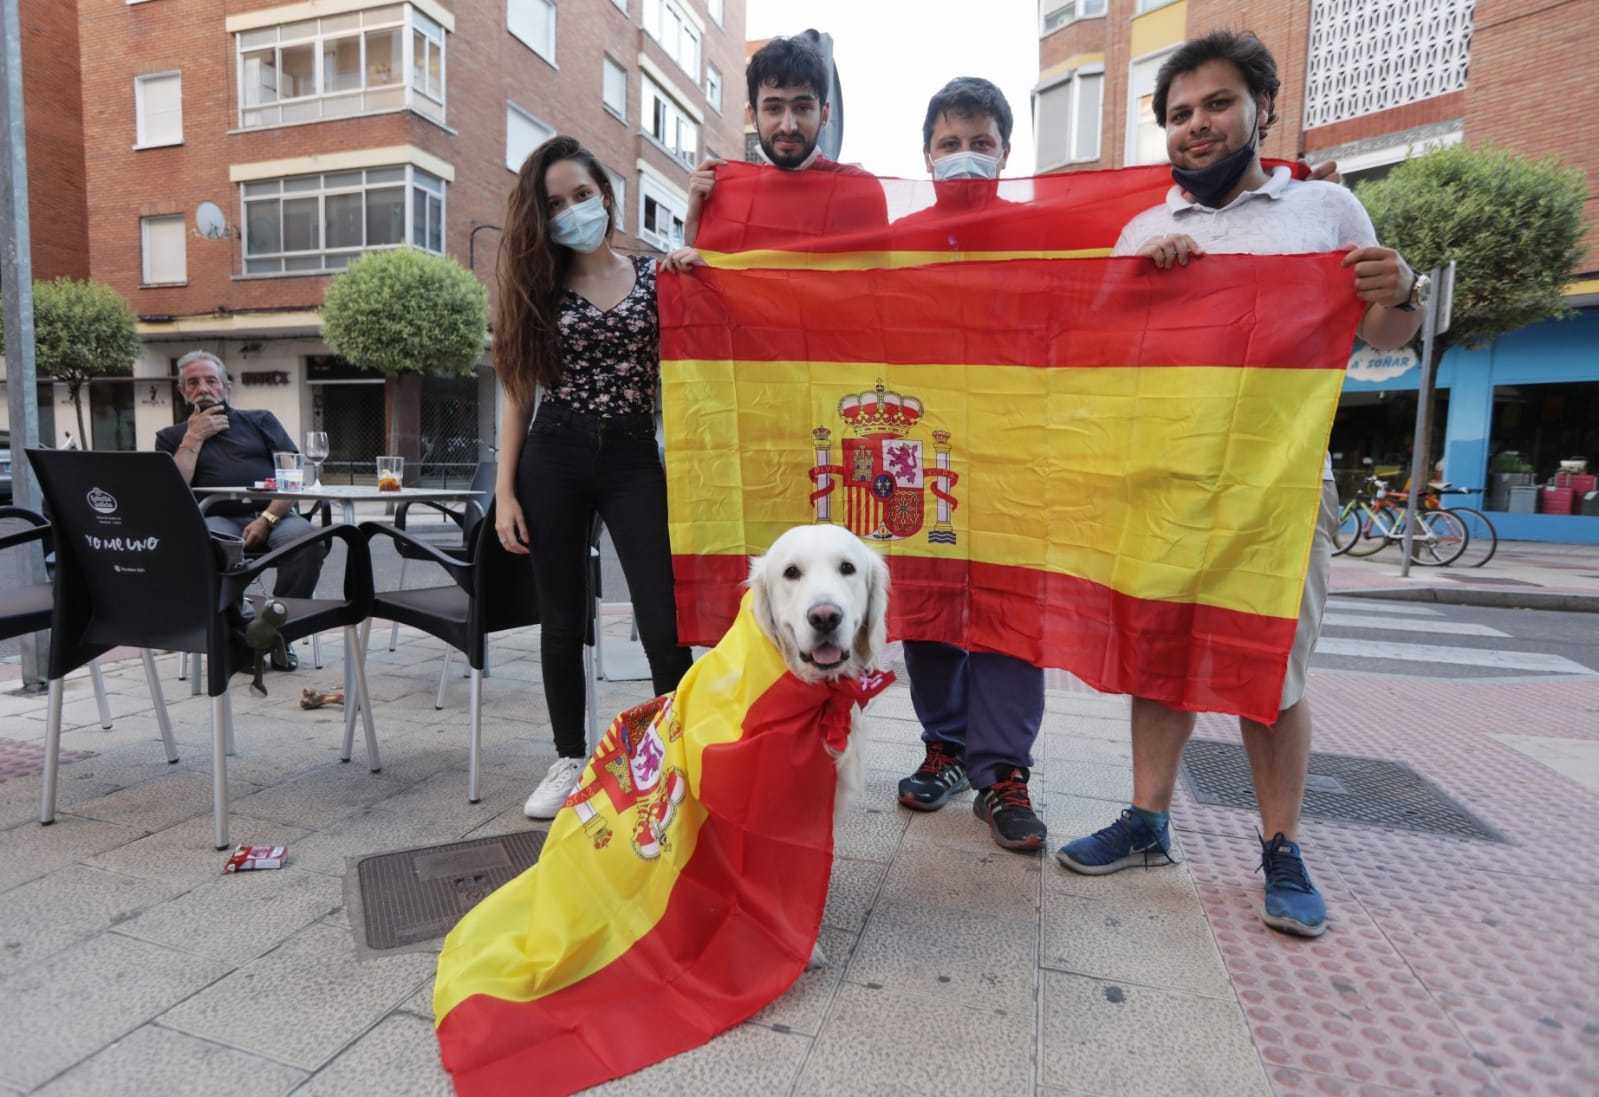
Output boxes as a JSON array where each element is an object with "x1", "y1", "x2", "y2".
[{"x1": 810, "y1": 642, "x2": 845, "y2": 667}]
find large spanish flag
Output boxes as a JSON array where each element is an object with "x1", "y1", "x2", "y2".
[
  {"x1": 433, "y1": 595, "x2": 890, "y2": 1095},
  {"x1": 662, "y1": 164, "x2": 1363, "y2": 724}
]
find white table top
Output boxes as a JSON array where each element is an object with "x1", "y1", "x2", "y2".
[{"x1": 192, "y1": 484, "x2": 484, "y2": 521}]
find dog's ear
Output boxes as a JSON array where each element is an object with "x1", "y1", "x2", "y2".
[
  {"x1": 747, "y1": 552, "x2": 780, "y2": 645},
  {"x1": 853, "y1": 547, "x2": 891, "y2": 669}
]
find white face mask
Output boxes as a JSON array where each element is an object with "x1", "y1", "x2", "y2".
[
  {"x1": 931, "y1": 150, "x2": 1000, "y2": 181},
  {"x1": 549, "y1": 195, "x2": 610, "y2": 253}
]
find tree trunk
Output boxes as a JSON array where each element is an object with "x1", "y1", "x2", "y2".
[
  {"x1": 69, "y1": 381, "x2": 87, "y2": 449},
  {"x1": 384, "y1": 372, "x2": 423, "y2": 468}
]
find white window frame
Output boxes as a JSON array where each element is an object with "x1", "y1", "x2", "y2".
[
  {"x1": 707, "y1": 0, "x2": 723, "y2": 26},
  {"x1": 642, "y1": 0, "x2": 701, "y2": 81},
  {"x1": 1134, "y1": 0, "x2": 1178, "y2": 13},
  {"x1": 612, "y1": 0, "x2": 627, "y2": 11},
  {"x1": 235, "y1": 5, "x2": 445, "y2": 130},
  {"x1": 506, "y1": 102, "x2": 554, "y2": 173},
  {"x1": 1035, "y1": 68, "x2": 1103, "y2": 171},
  {"x1": 638, "y1": 173, "x2": 686, "y2": 251},
  {"x1": 603, "y1": 56, "x2": 627, "y2": 118},
  {"x1": 1126, "y1": 48, "x2": 1174, "y2": 166},
  {"x1": 606, "y1": 167, "x2": 626, "y2": 231},
  {"x1": 140, "y1": 215, "x2": 187, "y2": 285},
  {"x1": 240, "y1": 165, "x2": 445, "y2": 277},
  {"x1": 642, "y1": 76, "x2": 699, "y2": 168},
  {"x1": 704, "y1": 62, "x2": 722, "y2": 114},
  {"x1": 508, "y1": 0, "x2": 556, "y2": 65},
  {"x1": 1039, "y1": 0, "x2": 1106, "y2": 36},
  {"x1": 134, "y1": 71, "x2": 183, "y2": 148}
]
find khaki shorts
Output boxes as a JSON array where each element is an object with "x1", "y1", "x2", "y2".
[{"x1": 1277, "y1": 479, "x2": 1338, "y2": 712}]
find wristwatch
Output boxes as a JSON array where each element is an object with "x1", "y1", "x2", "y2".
[
  {"x1": 260, "y1": 511, "x2": 281, "y2": 527},
  {"x1": 1394, "y1": 269, "x2": 1431, "y2": 313}
]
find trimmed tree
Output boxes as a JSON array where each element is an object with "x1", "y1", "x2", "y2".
[
  {"x1": 320, "y1": 247, "x2": 489, "y2": 465},
  {"x1": 1357, "y1": 143, "x2": 1588, "y2": 364},
  {"x1": 0, "y1": 278, "x2": 141, "y2": 448}
]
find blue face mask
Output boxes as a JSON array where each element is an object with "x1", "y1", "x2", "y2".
[
  {"x1": 932, "y1": 150, "x2": 1000, "y2": 181},
  {"x1": 549, "y1": 195, "x2": 610, "y2": 253}
]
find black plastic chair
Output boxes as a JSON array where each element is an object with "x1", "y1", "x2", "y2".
[
  {"x1": 27, "y1": 449, "x2": 379, "y2": 850},
  {"x1": 384, "y1": 460, "x2": 496, "y2": 652},
  {"x1": 0, "y1": 506, "x2": 116, "y2": 730},
  {"x1": 360, "y1": 497, "x2": 537, "y2": 802}
]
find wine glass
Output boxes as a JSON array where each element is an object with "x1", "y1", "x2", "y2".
[{"x1": 303, "y1": 431, "x2": 329, "y2": 489}]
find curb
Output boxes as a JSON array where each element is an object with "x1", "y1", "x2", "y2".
[{"x1": 1331, "y1": 586, "x2": 1599, "y2": 613}]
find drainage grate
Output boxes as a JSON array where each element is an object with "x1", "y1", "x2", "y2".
[
  {"x1": 1180, "y1": 740, "x2": 1503, "y2": 842},
  {"x1": 354, "y1": 831, "x2": 546, "y2": 950}
]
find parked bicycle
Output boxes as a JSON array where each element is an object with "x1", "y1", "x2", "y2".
[
  {"x1": 1425, "y1": 483, "x2": 1498, "y2": 567},
  {"x1": 1332, "y1": 475, "x2": 1469, "y2": 566}
]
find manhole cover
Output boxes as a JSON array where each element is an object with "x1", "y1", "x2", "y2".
[
  {"x1": 355, "y1": 831, "x2": 546, "y2": 950},
  {"x1": 1180, "y1": 740, "x2": 1503, "y2": 842}
]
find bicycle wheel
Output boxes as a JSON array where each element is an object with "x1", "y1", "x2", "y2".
[
  {"x1": 1409, "y1": 510, "x2": 1468, "y2": 566},
  {"x1": 1332, "y1": 501, "x2": 1363, "y2": 555},
  {"x1": 1447, "y1": 507, "x2": 1498, "y2": 567},
  {"x1": 1344, "y1": 502, "x2": 1392, "y2": 557}
]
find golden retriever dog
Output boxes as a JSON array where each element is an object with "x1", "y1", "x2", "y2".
[{"x1": 747, "y1": 524, "x2": 891, "y2": 968}]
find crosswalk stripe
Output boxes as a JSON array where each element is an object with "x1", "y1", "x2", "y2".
[
  {"x1": 1313, "y1": 637, "x2": 1593, "y2": 674},
  {"x1": 1324, "y1": 599, "x2": 1444, "y2": 616},
  {"x1": 1321, "y1": 613, "x2": 1508, "y2": 637}
]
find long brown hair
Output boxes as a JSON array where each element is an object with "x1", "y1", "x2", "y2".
[{"x1": 495, "y1": 136, "x2": 618, "y2": 406}]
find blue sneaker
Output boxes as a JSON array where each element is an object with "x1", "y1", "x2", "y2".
[
  {"x1": 1258, "y1": 832, "x2": 1327, "y2": 938},
  {"x1": 1055, "y1": 808, "x2": 1180, "y2": 875}
]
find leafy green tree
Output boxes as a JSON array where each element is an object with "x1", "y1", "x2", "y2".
[
  {"x1": 1357, "y1": 143, "x2": 1588, "y2": 367},
  {"x1": 0, "y1": 278, "x2": 141, "y2": 448},
  {"x1": 321, "y1": 247, "x2": 489, "y2": 460}
]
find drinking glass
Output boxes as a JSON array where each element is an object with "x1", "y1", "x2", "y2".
[
  {"x1": 273, "y1": 451, "x2": 304, "y2": 493},
  {"x1": 303, "y1": 431, "x2": 329, "y2": 488},
  {"x1": 376, "y1": 455, "x2": 404, "y2": 492}
]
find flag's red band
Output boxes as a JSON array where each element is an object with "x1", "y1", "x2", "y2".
[
  {"x1": 672, "y1": 553, "x2": 1295, "y2": 724},
  {"x1": 660, "y1": 254, "x2": 1362, "y2": 373}
]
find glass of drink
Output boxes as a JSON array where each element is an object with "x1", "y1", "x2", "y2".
[
  {"x1": 273, "y1": 451, "x2": 305, "y2": 493},
  {"x1": 376, "y1": 455, "x2": 404, "y2": 492},
  {"x1": 303, "y1": 431, "x2": 329, "y2": 488}
]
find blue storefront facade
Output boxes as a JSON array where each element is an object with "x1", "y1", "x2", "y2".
[{"x1": 1332, "y1": 305, "x2": 1599, "y2": 544}]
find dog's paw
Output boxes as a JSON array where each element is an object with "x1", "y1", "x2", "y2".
[{"x1": 806, "y1": 941, "x2": 828, "y2": 970}]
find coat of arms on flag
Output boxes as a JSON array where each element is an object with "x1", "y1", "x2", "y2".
[{"x1": 809, "y1": 381, "x2": 958, "y2": 543}]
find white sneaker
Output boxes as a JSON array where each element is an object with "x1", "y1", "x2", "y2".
[{"x1": 524, "y1": 757, "x2": 584, "y2": 819}]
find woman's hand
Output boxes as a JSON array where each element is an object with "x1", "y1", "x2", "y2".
[
  {"x1": 495, "y1": 492, "x2": 530, "y2": 555},
  {"x1": 659, "y1": 247, "x2": 706, "y2": 273}
]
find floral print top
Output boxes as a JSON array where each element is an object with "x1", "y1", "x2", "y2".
[{"x1": 545, "y1": 254, "x2": 660, "y2": 417}]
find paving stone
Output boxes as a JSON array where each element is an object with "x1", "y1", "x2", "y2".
[
  {"x1": 227, "y1": 766, "x2": 411, "y2": 830},
  {"x1": 1039, "y1": 970, "x2": 1269, "y2": 1095},
  {"x1": 879, "y1": 835, "x2": 1041, "y2": 922},
  {"x1": 160, "y1": 923, "x2": 436, "y2": 1071},
  {"x1": 846, "y1": 897, "x2": 1038, "y2": 1014},
  {"x1": 0, "y1": 864, "x2": 187, "y2": 980},
  {"x1": 821, "y1": 856, "x2": 885, "y2": 933},
  {"x1": 1041, "y1": 759, "x2": 1135, "y2": 804},
  {"x1": 579, "y1": 1019, "x2": 810, "y2": 1097},
  {"x1": 749, "y1": 925, "x2": 857, "y2": 1036},
  {"x1": 793, "y1": 982, "x2": 1030, "y2": 1096},
  {"x1": 85, "y1": 813, "x2": 314, "y2": 890},
  {"x1": 1041, "y1": 889, "x2": 1232, "y2": 999},
  {"x1": 67, "y1": 771, "x2": 262, "y2": 833},
  {"x1": 0, "y1": 933, "x2": 229, "y2": 1091},
  {"x1": 0, "y1": 813, "x2": 144, "y2": 893},
  {"x1": 293, "y1": 1013, "x2": 451, "y2": 1097},
  {"x1": 31, "y1": 1025, "x2": 307, "y2": 1097},
  {"x1": 117, "y1": 867, "x2": 343, "y2": 964}
]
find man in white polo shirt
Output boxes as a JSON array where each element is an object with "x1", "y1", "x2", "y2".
[{"x1": 1054, "y1": 30, "x2": 1426, "y2": 938}]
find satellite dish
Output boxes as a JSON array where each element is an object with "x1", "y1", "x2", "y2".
[{"x1": 195, "y1": 201, "x2": 229, "y2": 240}]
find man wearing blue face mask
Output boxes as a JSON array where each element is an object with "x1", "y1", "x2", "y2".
[
  {"x1": 892, "y1": 78, "x2": 1050, "y2": 855},
  {"x1": 1055, "y1": 31, "x2": 1423, "y2": 939}
]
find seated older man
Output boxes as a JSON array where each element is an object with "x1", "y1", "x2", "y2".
[{"x1": 154, "y1": 350, "x2": 321, "y2": 669}]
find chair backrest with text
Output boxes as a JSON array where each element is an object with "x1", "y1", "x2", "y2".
[{"x1": 27, "y1": 449, "x2": 221, "y2": 679}]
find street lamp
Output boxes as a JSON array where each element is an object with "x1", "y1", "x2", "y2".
[{"x1": 468, "y1": 221, "x2": 501, "y2": 273}]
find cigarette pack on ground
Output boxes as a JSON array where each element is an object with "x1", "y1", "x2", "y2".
[{"x1": 223, "y1": 844, "x2": 288, "y2": 872}]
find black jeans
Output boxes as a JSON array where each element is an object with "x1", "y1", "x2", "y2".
[{"x1": 517, "y1": 405, "x2": 693, "y2": 757}]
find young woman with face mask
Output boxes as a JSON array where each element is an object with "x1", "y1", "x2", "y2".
[{"x1": 493, "y1": 135, "x2": 698, "y2": 819}]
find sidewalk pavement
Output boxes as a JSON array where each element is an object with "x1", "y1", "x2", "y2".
[
  {"x1": 1330, "y1": 539, "x2": 1599, "y2": 611},
  {"x1": 1, "y1": 551, "x2": 1596, "y2": 1095}
]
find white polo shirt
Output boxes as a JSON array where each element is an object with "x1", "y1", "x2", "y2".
[{"x1": 1113, "y1": 166, "x2": 1376, "y2": 481}]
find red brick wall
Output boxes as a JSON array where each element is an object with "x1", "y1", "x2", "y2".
[
  {"x1": 75, "y1": 0, "x2": 749, "y2": 325},
  {"x1": 20, "y1": 0, "x2": 89, "y2": 281}
]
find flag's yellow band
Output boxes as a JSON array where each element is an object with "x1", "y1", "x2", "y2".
[
  {"x1": 696, "y1": 247, "x2": 1114, "y2": 270},
  {"x1": 663, "y1": 360, "x2": 1343, "y2": 620}
]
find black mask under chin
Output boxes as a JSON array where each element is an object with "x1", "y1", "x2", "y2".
[{"x1": 1171, "y1": 140, "x2": 1255, "y2": 209}]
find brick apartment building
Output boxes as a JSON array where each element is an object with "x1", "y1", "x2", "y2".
[
  {"x1": 6, "y1": 0, "x2": 746, "y2": 471},
  {"x1": 1035, "y1": 0, "x2": 1599, "y2": 542}
]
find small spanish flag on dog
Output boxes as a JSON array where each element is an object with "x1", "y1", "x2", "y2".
[{"x1": 432, "y1": 594, "x2": 890, "y2": 1095}]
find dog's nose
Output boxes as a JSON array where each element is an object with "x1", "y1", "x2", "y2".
[{"x1": 807, "y1": 604, "x2": 842, "y2": 634}]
